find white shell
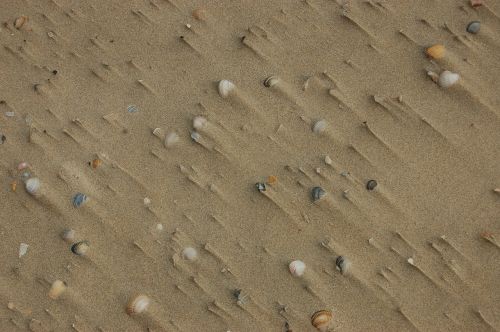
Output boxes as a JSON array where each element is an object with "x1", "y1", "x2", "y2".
[
  {"x1": 289, "y1": 260, "x2": 306, "y2": 277},
  {"x1": 126, "y1": 295, "x2": 151, "y2": 315},
  {"x1": 19, "y1": 243, "x2": 29, "y2": 258},
  {"x1": 25, "y1": 177, "x2": 40, "y2": 195},
  {"x1": 312, "y1": 120, "x2": 328, "y2": 134},
  {"x1": 182, "y1": 247, "x2": 198, "y2": 261},
  {"x1": 165, "y1": 132, "x2": 179, "y2": 147},
  {"x1": 407, "y1": 257, "x2": 415, "y2": 266},
  {"x1": 193, "y1": 116, "x2": 208, "y2": 130},
  {"x1": 218, "y1": 80, "x2": 235, "y2": 98},
  {"x1": 438, "y1": 71, "x2": 459, "y2": 88}
]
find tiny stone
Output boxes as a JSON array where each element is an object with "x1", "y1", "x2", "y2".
[
  {"x1": 312, "y1": 119, "x2": 327, "y2": 134},
  {"x1": 156, "y1": 223, "x2": 163, "y2": 231},
  {"x1": 324, "y1": 156, "x2": 332, "y2": 165},
  {"x1": 407, "y1": 257, "x2": 415, "y2": 265},
  {"x1": 143, "y1": 197, "x2": 151, "y2": 205},
  {"x1": 366, "y1": 180, "x2": 377, "y2": 191},
  {"x1": 466, "y1": 21, "x2": 480, "y2": 34}
]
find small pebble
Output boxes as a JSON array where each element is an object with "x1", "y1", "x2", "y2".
[
  {"x1": 72, "y1": 193, "x2": 88, "y2": 207},
  {"x1": 312, "y1": 120, "x2": 327, "y2": 134},
  {"x1": 256, "y1": 182, "x2": 266, "y2": 192},
  {"x1": 25, "y1": 177, "x2": 41, "y2": 195},
  {"x1": 366, "y1": 180, "x2": 377, "y2": 191},
  {"x1": 466, "y1": 21, "x2": 481, "y2": 34},
  {"x1": 0, "y1": 134, "x2": 5, "y2": 144},
  {"x1": 61, "y1": 229, "x2": 76, "y2": 242},
  {"x1": 19, "y1": 243, "x2": 29, "y2": 258},
  {"x1": 182, "y1": 247, "x2": 198, "y2": 261},
  {"x1": 164, "y1": 132, "x2": 179, "y2": 147},
  {"x1": 407, "y1": 257, "x2": 415, "y2": 266},
  {"x1": 127, "y1": 105, "x2": 139, "y2": 113},
  {"x1": 311, "y1": 186, "x2": 326, "y2": 202},
  {"x1": 470, "y1": 0, "x2": 483, "y2": 8},
  {"x1": 193, "y1": 116, "x2": 208, "y2": 130},
  {"x1": 143, "y1": 197, "x2": 151, "y2": 205}
]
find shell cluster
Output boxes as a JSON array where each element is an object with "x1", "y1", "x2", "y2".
[
  {"x1": 311, "y1": 310, "x2": 333, "y2": 331},
  {"x1": 126, "y1": 294, "x2": 151, "y2": 315},
  {"x1": 289, "y1": 260, "x2": 306, "y2": 277}
]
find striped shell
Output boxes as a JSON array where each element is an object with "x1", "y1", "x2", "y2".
[
  {"x1": 126, "y1": 295, "x2": 151, "y2": 315},
  {"x1": 311, "y1": 310, "x2": 333, "y2": 331}
]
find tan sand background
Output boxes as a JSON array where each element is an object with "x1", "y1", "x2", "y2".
[{"x1": 0, "y1": 0, "x2": 499, "y2": 331}]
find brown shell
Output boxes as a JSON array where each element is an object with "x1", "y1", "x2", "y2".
[
  {"x1": 11, "y1": 181, "x2": 17, "y2": 192},
  {"x1": 311, "y1": 310, "x2": 332, "y2": 330},
  {"x1": 425, "y1": 44, "x2": 445, "y2": 60},
  {"x1": 126, "y1": 294, "x2": 151, "y2": 315},
  {"x1": 91, "y1": 158, "x2": 102, "y2": 169},
  {"x1": 14, "y1": 16, "x2": 28, "y2": 29}
]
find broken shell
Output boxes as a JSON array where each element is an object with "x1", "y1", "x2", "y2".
[
  {"x1": 311, "y1": 310, "x2": 333, "y2": 331},
  {"x1": 438, "y1": 71, "x2": 460, "y2": 88},
  {"x1": 289, "y1": 260, "x2": 306, "y2": 277},
  {"x1": 312, "y1": 186, "x2": 326, "y2": 202},
  {"x1": 126, "y1": 294, "x2": 151, "y2": 315},
  {"x1": 182, "y1": 247, "x2": 198, "y2": 261},
  {"x1": 366, "y1": 180, "x2": 377, "y2": 191},
  {"x1": 14, "y1": 16, "x2": 28, "y2": 29},
  {"x1": 335, "y1": 256, "x2": 351, "y2": 275},
  {"x1": 165, "y1": 132, "x2": 179, "y2": 147},
  {"x1": 48, "y1": 280, "x2": 67, "y2": 300},
  {"x1": 25, "y1": 177, "x2": 41, "y2": 195},
  {"x1": 91, "y1": 158, "x2": 102, "y2": 169},
  {"x1": 72, "y1": 193, "x2": 88, "y2": 207},
  {"x1": 71, "y1": 241, "x2": 89, "y2": 256},
  {"x1": 61, "y1": 229, "x2": 76, "y2": 243},
  {"x1": 218, "y1": 80, "x2": 235, "y2": 98},
  {"x1": 312, "y1": 120, "x2": 327, "y2": 134},
  {"x1": 425, "y1": 44, "x2": 445, "y2": 60},
  {"x1": 193, "y1": 116, "x2": 208, "y2": 130},
  {"x1": 263, "y1": 76, "x2": 280, "y2": 88},
  {"x1": 466, "y1": 21, "x2": 481, "y2": 34}
]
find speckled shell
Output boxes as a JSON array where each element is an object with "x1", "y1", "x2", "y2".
[
  {"x1": 425, "y1": 44, "x2": 445, "y2": 60},
  {"x1": 126, "y1": 295, "x2": 151, "y2": 315},
  {"x1": 218, "y1": 80, "x2": 235, "y2": 98},
  {"x1": 25, "y1": 177, "x2": 40, "y2": 195},
  {"x1": 48, "y1": 280, "x2": 67, "y2": 300},
  {"x1": 311, "y1": 310, "x2": 333, "y2": 331},
  {"x1": 289, "y1": 260, "x2": 306, "y2": 277},
  {"x1": 438, "y1": 71, "x2": 460, "y2": 88}
]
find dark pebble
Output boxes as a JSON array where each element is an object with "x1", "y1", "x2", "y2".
[
  {"x1": 311, "y1": 186, "x2": 326, "y2": 202},
  {"x1": 467, "y1": 21, "x2": 480, "y2": 34},
  {"x1": 366, "y1": 180, "x2": 377, "y2": 191}
]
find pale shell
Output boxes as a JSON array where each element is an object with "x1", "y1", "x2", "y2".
[
  {"x1": 61, "y1": 229, "x2": 76, "y2": 243},
  {"x1": 438, "y1": 71, "x2": 459, "y2": 88},
  {"x1": 289, "y1": 260, "x2": 306, "y2": 277},
  {"x1": 311, "y1": 310, "x2": 333, "y2": 331},
  {"x1": 182, "y1": 247, "x2": 198, "y2": 261},
  {"x1": 25, "y1": 177, "x2": 41, "y2": 195},
  {"x1": 126, "y1": 294, "x2": 151, "y2": 315},
  {"x1": 263, "y1": 76, "x2": 280, "y2": 88},
  {"x1": 312, "y1": 186, "x2": 326, "y2": 202},
  {"x1": 14, "y1": 16, "x2": 28, "y2": 29},
  {"x1": 48, "y1": 280, "x2": 67, "y2": 300},
  {"x1": 312, "y1": 120, "x2": 327, "y2": 134},
  {"x1": 218, "y1": 80, "x2": 235, "y2": 98},
  {"x1": 19, "y1": 243, "x2": 29, "y2": 258},
  {"x1": 71, "y1": 241, "x2": 89, "y2": 256},
  {"x1": 165, "y1": 132, "x2": 179, "y2": 147},
  {"x1": 193, "y1": 116, "x2": 208, "y2": 130}
]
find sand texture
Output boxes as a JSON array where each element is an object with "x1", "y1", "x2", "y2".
[{"x1": 1, "y1": 0, "x2": 499, "y2": 331}]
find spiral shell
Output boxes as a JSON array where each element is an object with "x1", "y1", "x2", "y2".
[
  {"x1": 335, "y1": 256, "x2": 351, "y2": 275},
  {"x1": 71, "y1": 241, "x2": 89, "y2": 256},
  {"x1": 126, "y1": 294, "x2": 151, "y2": 315},
  {"x1": 218, "y1": 80, "x2": 235, "y2": 98},
  {"x1": 72, "y1": 193, "x2": 88, "y2": 207},
  {"x1": 263, "y1": 76, "x2": 280, "y2": 88},
  {"x1": 312, "y1": 186, "x2": 326, "y2": 202},
  {"x1": 311, "y1": 310, "x2": 333, "y2": 331},
  {"x1": 289, "y1": 260, "x2": 306, "y2": 277},
  {"x1": 438, "y1": 71, "x2": 460, "y2": 88},
  {"x1": 182, "y1": 247, "x2": 198, "y2": 261},
  {"x1": 25, "y1": 177, "x2": 41, "y2": 195},
  {"x1": 48, "y1": 280, "x2": 67, "y2": 300},
  {"x1": 425, "y1": 44, "x2": 445, "y2": 60}
]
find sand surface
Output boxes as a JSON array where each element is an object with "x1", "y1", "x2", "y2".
[{"x1": 1, "y1": 0, "x2": 499, "y2": 331}]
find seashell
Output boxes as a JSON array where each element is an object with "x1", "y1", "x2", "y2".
[
  {"x1": 152, "y1": 128, "x2": 163, "y2": 138},
  {"x1": 91, "y1": 158, "x2": 102, "y2": 169},
  {"x1": 266, "y1": 175, "x2": 277, "y2": 185},
  {"x1": 61, "y1": 229, "x2": 76, "y2": 243},
  {"x1": 407, "y1": 257, "x2": 415, "y2": 266},
  {"x1": 425, "y1": 44, "x2": 445, "y2": 60},
  {"x1": 427, "y1": 71, "x2": 439, "y2": 83},
  {"x1": 438, "y1": 71, "x2": 460, "y2": 88},
  {"x1": 14, "y1": 16, "x2": 28, "y2": 29},
  {"x1": 72, "y1": 193, "x2": 88, "y2": 207},
  {"x1": 25, "y1": 177, "x2": 41, "y2": 195},
  {"x1": 366, "y1": 180, "x2": 377, "y2": 191},
  {"x1": 312, "y1": 120, "x2": 327, "y2": 134},
  {"x1": 71, "y1": 241, "x2": 89, "y2": 256},
  {"x1": 19, "y1": 243, "x2": 29, "y2": 258},
  {"x1": 263, "y1": 76, "x2": 280, "y2": 88},
  {"x1": 466, "y1": 21, "x2": 480, "y2": 34},
  {"x1": 218, "y1": 80, "x2": 235, "y2": 98},
  {"x1": 192, "y1": 8, "x2": 206, "y2": 21},
  {"x1": 289, "y1": 260, "x2": 306, "y2": 277},
  {"x1": 311, "y1": 310, "x2": 333, "y2": 331},
  {"x1": 470, "y1": 0, "x2": 483, "y2": 7},
  {"x1": 190, "y1": 131, "x2": 201, "y2": 143},
  {"x1": 18, "y1": 162, "x2": 29, "y2": 170},
  {"x1": 126, "y1": 294, "x2": 151, "y2": 315},
  {"x1": 48, "y1": 280, "x2": 67, "y2": 300},
  {"x1": 165, "y1": 132, "x2": 179, "y2": 147},
  {"x1": 311, "y1": 186, "x2": 326, "y2": 202},
  {"x1": 256, "y1": 182, "x2": 266, "y2": 192},
  {"x1": 193, "y1": 116, "x2": 208, "y2": 130},
  {"x1": 493, "y1": 188, "x2": 500, "y2": 193},
  {"x1": 335, "y1": 256, "x2": 351, "y2": 275},
  {"x1": 324, "y1": 156, "x2": 332, "y2": 165},
  {"x1": 182, "y1": 247, "x2": 198, "y2": 261},
  {"x1": 11, "y1": 181, "x2": 17, "y2": 192}
]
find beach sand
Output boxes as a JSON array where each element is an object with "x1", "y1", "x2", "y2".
[{"x1": 1, "y1": 0, "x2": 499, "y2": 331}]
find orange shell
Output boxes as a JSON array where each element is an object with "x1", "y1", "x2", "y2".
[
  {"x1": 311, "y1": 310, "x2": 332, "y2": 331},
  {"x1": 192, "y1": 8, "x2": 206, "y2": 21},
  {"x1": 91, "y1": 159, "x2": 102, "y2": 169},
  {"x1": 425, "y1": 44, "x2": 445, "y2": 60},
  {"x1": 267, "y1": 175, "x2": 278, "y2": 185}
]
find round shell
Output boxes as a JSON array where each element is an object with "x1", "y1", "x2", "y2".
[
  {"x1": 311, "y1": 310, "x2": 333, "y2": 331},
  {"x1": 425, "y1": 44, "x2": 445, "y2": 60},
  {"x1": 72, "y1": 193, "x2": 88, "y2": 207},
  {"x1": 335, "y1": 256, "x2": 351, "y2": 275},
  {"x1": 366, "y1": 180, "x2": 377, "y2": 191},
  {"x1": 61, "y1": 229, "x2": 76, "y2": 243},
  {"x1": 126, "y1": 294, "x2": 151, "y2": 315},
  {"x1": 182, "y1": 247, "x2": 198, "y2": 261},
  {"x1": 193, "y1": 116, "x2": 208, "y2": 130},
  {"x1": 438, "y1": 71, "x2": 460, "y2": 88},
  {"x1": 218, "y1": 80, "x2": 235, "y2": 98},
  {"x1": 312, "y1": 120, "x2": 328, "y2": 134},
  {"x1": 71, "y1": 241, "x2": 89, "y2": 256},
  {"x1": 466, "y1": 21, "x2": 480, "y2": 34},
  {"x1": 263, "y1": 76, "x2": 280, "y2": 88},
  {"x1": 165, "y1": 132, "x2": 179, "y2": 147},
  {"x1": 312, "y1": 186, "x2": 326, "y2": 202},
  {"x1": 25, "y1": 177, "x2": 41, "y2": 195},
  {"x1": 289, "y1": 260, "x2": 306, "y2": 277},
  {"x1": 48, "y1": 280, "x2": 67, "y2": 300}
]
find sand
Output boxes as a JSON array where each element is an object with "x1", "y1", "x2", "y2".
[{"x1": 1, "y1": 0, "x2": 499, "y2": 331}]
